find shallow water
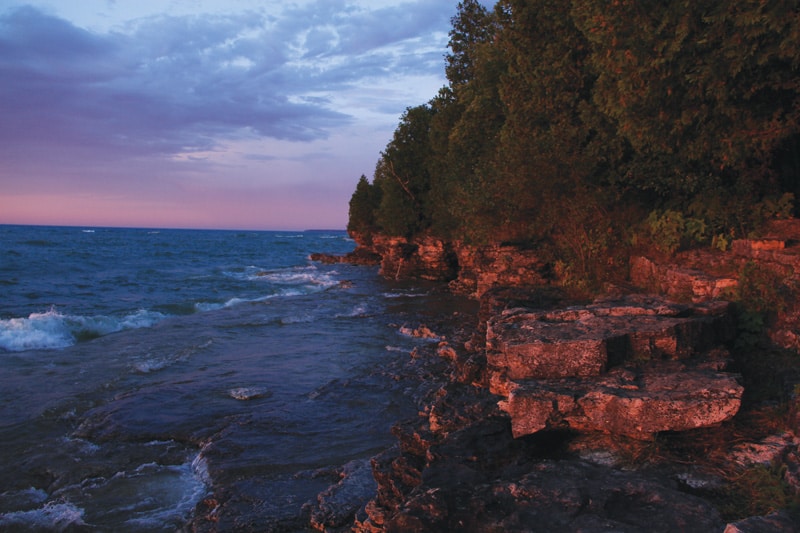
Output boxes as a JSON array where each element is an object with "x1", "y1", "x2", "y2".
[{"x1": 0, "y1": 226, "x2": 473, "y2": 531}]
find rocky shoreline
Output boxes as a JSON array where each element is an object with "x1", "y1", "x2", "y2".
[{"x1": 308, "y1": 221, "x2": 800, "y2": 532}]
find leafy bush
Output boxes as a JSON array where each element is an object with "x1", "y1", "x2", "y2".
[{"x1": 646, "y1": 210, "x2": 707, "y2": 254}]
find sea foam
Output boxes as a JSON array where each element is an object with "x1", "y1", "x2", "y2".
[
  {"x1": 0, "y1": 308, "x2": 166, "y2": 352},
  {"x1": 0, "y1": 501, "x2": 87, "y2": 531}
]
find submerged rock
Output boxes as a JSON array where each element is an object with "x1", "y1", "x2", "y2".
[{"x1": 308, "y1": 459, "x2": 377, "y2": 531}]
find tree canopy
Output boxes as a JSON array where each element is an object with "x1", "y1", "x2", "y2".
[{"x1": 348, "y1": 0, "x2": 800, "y2": 283}]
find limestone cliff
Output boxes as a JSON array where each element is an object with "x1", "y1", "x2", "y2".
[
  {"x1": 347, "y1": 233, "x2": 547, "y2": 297},
  {"x1": 347, "y1": 219, "x2": 800, "y2": 352},
  {"x1": 310, "y1": 221, "x2": 800, "y2": 531}
]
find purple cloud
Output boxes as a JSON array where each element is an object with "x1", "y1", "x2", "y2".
[
  {"x1": 0, "y1": 2, "x2": 454, "y2": 159},
  {"x1": 0, "y1": 1, "x2": 462, "y2": 229}
]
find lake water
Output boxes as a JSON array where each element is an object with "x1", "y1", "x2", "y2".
[{"x1": 0, "y1": 225, "x2": 472, "y2": 531}]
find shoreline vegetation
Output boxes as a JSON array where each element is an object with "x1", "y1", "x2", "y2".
[{"x1": 309, "y1": 1, "x2": 800, "y2": 530}]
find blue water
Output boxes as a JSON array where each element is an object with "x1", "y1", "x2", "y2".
[{"x1": 0, "y1": 225, "x2": 472, "y2": 531}]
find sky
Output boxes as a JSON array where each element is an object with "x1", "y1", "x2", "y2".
[{"x1": 0, "y1": 0, "x2": 490, "y2": 230}]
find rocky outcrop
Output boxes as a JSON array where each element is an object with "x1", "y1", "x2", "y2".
[
  {"x1": 630, "y1": 219, "x2": 800, "y2": 351},
  {"x1": 487, "y1": 297, "x2": 735, "y2": 382},
  {"x1": 331, "y1": 233, "x2": 547, "y2": 295},
  {"x1": 484, "y1": 296, "x2": 743, "y2": 439},
  {"x1": 362, "y1": 419, "x2": 729, "y2": 532},
  {"x1": 310, "y1": 246, "x2": 381, "y2": 266},
  {"x1": 449, "y1": 243, "x2": 547, "y2": 297},
  {"x1": 315, "y1": 221, "x2": 800, "y2": 531},
  {"x1": 500, "y1": 363, "x2": 743, "y2": 439},
  {"x1": 370, "y1": 234, "x2": 458, "y2": 281}
]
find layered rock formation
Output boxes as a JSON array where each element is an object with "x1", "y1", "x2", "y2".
[
  {"x1": 311, "y1": 221, "x2": 800, "y2": 531},
  {"x1": 631, "y1": 219, "x2": 800, "y2": 351},
  {"x1": 344, "y1": 233, "x2": 547, "y2": 295},
  {"x1": 486, "y1": 296, "x2": 743, "y2": 439}
]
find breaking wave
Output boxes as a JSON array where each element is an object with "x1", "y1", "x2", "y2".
[
  {"x1": 0, "y1": 501, "x2": 87, "y2": 531},
  {"x1": 0, "y1": 308, "x2": 166, "y2": 352}
]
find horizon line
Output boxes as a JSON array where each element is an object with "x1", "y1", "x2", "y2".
[{"x1": 0, "y1": 222, "x2": 348, "y2": 233}]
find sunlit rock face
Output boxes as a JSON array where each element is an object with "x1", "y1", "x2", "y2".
[
  {"x1": 630, "y1": 219, "x2": 800, "y2": 352},
  {"x1": 368, "y1": 235, "x2": 459, "y2": 282},
  {"x1": 356, "y1": 233, "x2": 547, "y2": 294},
  {"x1": 500, "y1": 364, "x2": 743, "y2": 439},
  {"x1": 486, "y1": 295, "x2": 743, "y2": 440},
  {"x1": 486, "y1": 296, "x2": 734, "y2": 382},
  {"x1": 449, "y1": 243, "x2": 546, "y2": 297}
]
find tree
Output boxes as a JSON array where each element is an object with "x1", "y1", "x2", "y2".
[
  {"x1": 571, "y1": 0, "x2": 800, "y2": 230},
  {"x1": 349, "y1": 0, "x2": 800, "y2": 268},
  {"x1": 446, "y1": 0, "x2": 496, "y2": 89},
  {"x1": 373, "y1": 105, "x2": 436, "y2": 237},
  {"x1": 347, "y1": 175, "x2": 381, "y2": 239}
]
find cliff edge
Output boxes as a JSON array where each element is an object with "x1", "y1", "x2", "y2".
[{"x1": 309, "y1": 220, "x2": 800, "y2": 531}]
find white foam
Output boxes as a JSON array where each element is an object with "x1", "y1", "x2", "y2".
[
  {"x1": 0, "y1": 308, "x2": 167, "y2": 352},
  {"x1": 383, "y1": 291, "x2": 429, "y2": 299},
  {"x1": 335, "y1": 304, "x2": 369, "y2": 318},
  {"x1": 133, "y1": 358, "x2": 171, "y2": 373},
  {"x1": 253, "y1": 267, "x2": 338, "y2": 289},
  {"x1": 117, "y1": 459, "x2": 208, "y2": 530},
  {"x1": 279, "y1": 313, "x2": 314, "y2": 325},
  {"x1": 385, "y1": 345, "x2": 410, "y2": 353},
  {"x1": 0, "y1": 501, "x2": 87, "y2": 531},
  {"x1": 0, "y1": 309, "x2": 74, "y2": 351},
  {"x1": 228, "y1": 386, "x2": 270, "y2": 400}
]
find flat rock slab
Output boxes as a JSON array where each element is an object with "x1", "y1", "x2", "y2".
[
  {"x1": 487, "y1": 296, "x2": 734, "y2": 381},
  {"x1": 379, "y1": 457, "x2": 726, "y2": 532},
  {"x1": 500, "y1": 363, "x2": 743, "y2": 439}
]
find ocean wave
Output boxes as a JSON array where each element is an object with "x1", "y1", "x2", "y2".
[
  {"x1": 253, "y1": 266, "x2": 338, "y2": 287},
  {"x1": 223, "y1": 265, "x2": 342, "y2": 297},
  {"x1": 131, "y1": 338, "x2": 213, "y2": 374},
  {"x1": 0, "y1": 308, "x2": 166, "y2": 352},
  {"x1": 0, "y1": 501, "x2": 87, "y2": 531}
]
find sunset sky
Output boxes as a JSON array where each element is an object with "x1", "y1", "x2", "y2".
[{"x1": 0, "y1": 0, "x2": 489, "y2": 230}]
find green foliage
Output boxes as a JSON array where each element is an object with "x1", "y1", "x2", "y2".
[
  {"x1": 372, "y1": 105, "x2": 436, "y2": 237},
  {"x1": 347, "y1": 175, "x2": 381, "y2": 238},
  {"x1": 646, "y1": 210, "x2": 707, "y2": 254},
  {"x1": 734, "y1": 308, "x2": 766, "y2": 351},
  {"x1": 733, "y1": 260, "x2": 792, "y2": 349},
  {"x1": 446, "y1": 0, "x2": 496, "y2": 89},
  {"x1": 737, "y1": 261, "x2": 788, "y2": 316},
  {"x1": 346, "y1": 0, "x2": 800, "y2": 287},
  {"x1": 711, "y1": 233, "x2": 731, "y2": 252},
  {"x1": 717, "y1": 462, "x2": 800, "y2": 521}
]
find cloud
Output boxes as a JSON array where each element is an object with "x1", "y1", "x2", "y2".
[
  {"x1": 0, "y1": 1, "x2": 454, "y2": 165},
  {"x1": 0, "y1": 1, "x2": 460, "y2": 229}
]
